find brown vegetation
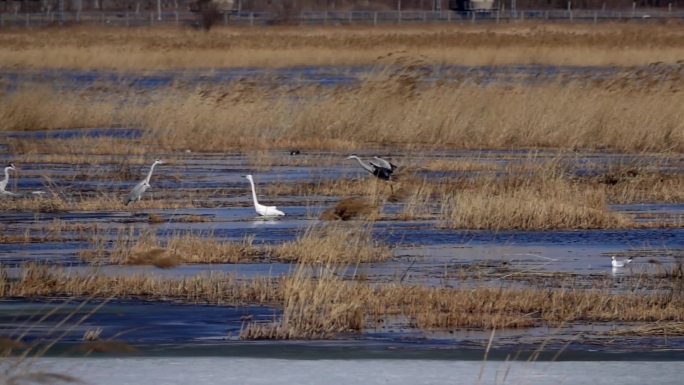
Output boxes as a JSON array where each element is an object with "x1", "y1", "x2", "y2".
[
  {"x1": 3, "y1": 24, "x2": 684, "y2": 70},
  {"x1": 319, "y1": 197, "x2": 379, "y2": 221},
  {"x1": 2, "y1": 263, "x2": 682, "y2": 340},
  {"x1": 1, "y1": 264, "x2": 281, "y2": 305},
  {"x1": 3, "y1": 77, "x2": 682, "y2": 153},
  {"x1": 80, "y1": 228, "x2": 264, "y2": 266},
  {"x1": 272, "y1": 223, "x2": 391, "y2": 264}
]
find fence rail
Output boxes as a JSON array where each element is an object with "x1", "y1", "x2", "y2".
[{"x1": 0, "y1": 9, "x2": 682, "y2": 28}]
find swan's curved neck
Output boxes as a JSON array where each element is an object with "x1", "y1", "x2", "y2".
[
  {"x1": 247, "y1": 178, "x2": 260, "y2": 207},
  {"x1": 1, "y1": 167, "x2": 10, "y2": 189},
  {"x1": 144, "y1": 162, "x2": 158, "y2": 184}
]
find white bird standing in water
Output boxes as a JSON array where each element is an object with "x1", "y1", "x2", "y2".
[
  {"x1": 125, "y1": 159, "x2": 164, "y2": 205},
  {"x1": 0, "y1": 163, "x2": 17, "y2": 196},
  {"x1": 611, "y1": 255, "x2": 633, "y2": 268},
  {"x1": 244, "y1": 174, "x2": 285, "y2": 217}
]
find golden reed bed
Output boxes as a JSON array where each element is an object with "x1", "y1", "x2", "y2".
[{"x1": 2, "y1": 23, "x2": 684, "y2": 69}]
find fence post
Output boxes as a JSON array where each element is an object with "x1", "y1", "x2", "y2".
[
  {"x1": 545, "y1": 10, "x2": 548, "y2": 20},
  {"x1": 593, "y1": 10, "x2": 597, "y2": 24},
  {"x1": 126, "y1": 10, "x2": 129, "y2": 26},
  {"x1": 495, "y1": 9, "x2": 499, "y2": 23},
  {"x1": 668, "y1": 3, "x2": 672, "y2": 13},
  {"x1": 249, "y1": 12, "x2": 254, "y2": 26},
  {"x1": 150, "y1": 12, "x2": 153, "y2": 25},
  {"x1": 26, "y1": 13, "x2": 29, "y2": 28},
  {"x1": 224, "y1": 12, "x2": 228, "y2": 25},
  {"x1": 348, "y1": 11, "x2": 352, "y2": 24},
  {"x1": 632, "y1": 2, "x2": 636, "y2": 18},
  {"x1": 471, "y1": 11, "x2": 475, "y2": 23},
  {"x1": 373, "y1": 11, "x2": 377, "y2": 26},
  {"x1": 102, "y1": 12, "x2": 105, "y2": 25},
  {"x1": 398, "y1": 10, "x2": 401, "y2": 24},
  {"x1": 520, "y1": 11, "x2": 524, "y2": 21}
]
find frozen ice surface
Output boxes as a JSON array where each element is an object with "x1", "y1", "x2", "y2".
[{"x1": 25, "y1": 358, "x2": 684, "y2": 385}]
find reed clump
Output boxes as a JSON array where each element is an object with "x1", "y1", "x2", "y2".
[
  {"x1": 439, "y1": 183, "x2": 629, "y2": 230},
  {"x1": 272, "y1": 223, "x2": 391, "y2": 264},
  {"x1": 81, "y1": 228, "x2": 264, "y2": 266},
  {"x1": 1, "y1": 264, "x2": 281, "y2": 305},
  {"x1": 0, "y1": 86, "x2": 116, "y2": 131},
  {"x1": 241, "y1": 265, "x2": 364, "y2": 339},
  {"x1": 319, "y1": 197, "x2": 379, "y2": 221}
]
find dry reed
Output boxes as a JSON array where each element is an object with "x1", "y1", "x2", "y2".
[
  {"x1": 241, "y1": 265, "x2": 363, "y2": 339},
  {"x1": 0, "y1": 264, "x2": 281, "y2": 305},
  {"x1": 272, "y1": 222, "x2": 391, "y2": 264},
  {"x1": 3, "y1": 24, "x2": 684, "y2": 70},
  {"x1": 3, "y1": 264, "x2": 682, "y2": 339},
  {"x1": 4, "y1": 78, "x2": 681, "y2": 153},
  {"x1": 81, "y1": 228, "x2": 264, "y2": 266},
  {"x1": 319, "y1": 197, "x2": 379, "y2": 221}
]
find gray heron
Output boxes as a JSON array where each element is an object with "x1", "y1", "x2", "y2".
[
  {"x1": 125, "y1": 159, "x2": 164, "y2": 206},
  {"x1": 244, "y1": 174, "x2": 285, "y2": 217},
  {"x1": 346, "y1": 155, "x2": 397, "y2": 181},
  {"x1": 611, "y1": 255, "x2": 632, "y2": 268}
]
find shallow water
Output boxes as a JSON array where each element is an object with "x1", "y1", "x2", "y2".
[
  {"x1": 0, "y1": 146, "x2": 682, "y2": 357},
  {"x1": 1, "y1": 298, "x2": 682, "y2": 358}
]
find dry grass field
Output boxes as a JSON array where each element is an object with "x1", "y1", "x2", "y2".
[
  {"x1": 2, "y1": 24, "x2": 684, "y2": 69},
  {"x1": 2, "y1": 78, "x2": 682, "y2": 153}
]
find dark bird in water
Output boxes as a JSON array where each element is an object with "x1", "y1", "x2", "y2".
[
  {"x1": 289, "y1": 150, "x2": 301, "y2": 155},
  {"x1": 346, "y1": 155, "x2": 397, "y2": 181}
]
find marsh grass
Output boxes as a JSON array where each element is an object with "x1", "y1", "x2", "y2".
[
  {"x1": 0, "y1": 192, "x2": 193, "y2": 212},
  {"x1": 272, "y1": 222, "x2": 391, "y2": 264},
  {"x1": 2, "y1": 264, "x2": 281, "y2": 305},
  {"x1": 3, "y1": 264, "x2": 682, "y2": 339},
  {"x1": 241, "y1": 264, "x2": 363, "y2": 339},
  {"x1": 0, "y1": 86, "x2": 116, "y2": 131},
  {"x1": 319, "y1": 197, "x2": 379, "y2": 221},
  {"x1": 4, "y1": 75, "x2": 683, "y2": 154},
  {"x1": 81, "y1": 228, "x2": 264, "y2": 266},
  {"x1": 4, "y1": 25, "x2": 684, "y2": 70},
  {"x1": 242, "y1": 263, "x2": 684, "y2": 339}
]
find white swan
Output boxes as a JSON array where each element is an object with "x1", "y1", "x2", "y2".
[
  {"x1": 611, "y1": 255, "x2": 633, "y2": 268},
  {"x1": 125, "y1": 159, "x2": 164, "y2": 205},
  {"x1": 244, "y1": 174, "x2": 285, "y2": 217},
  {"x1": 0, "y1": 163, "x2": 17, "y2": 196}
]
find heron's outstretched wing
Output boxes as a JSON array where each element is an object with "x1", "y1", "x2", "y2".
[{"x1": 371, "y1": 157, "x2": 397, "y2": 171}]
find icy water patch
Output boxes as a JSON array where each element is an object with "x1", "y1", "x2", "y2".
[
  {"x1": 1, "y1": 300, "x2": 682, "y2": 359},
  {"x1": 14, "y1": 358, "x2": 684, "y2": 385}
]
